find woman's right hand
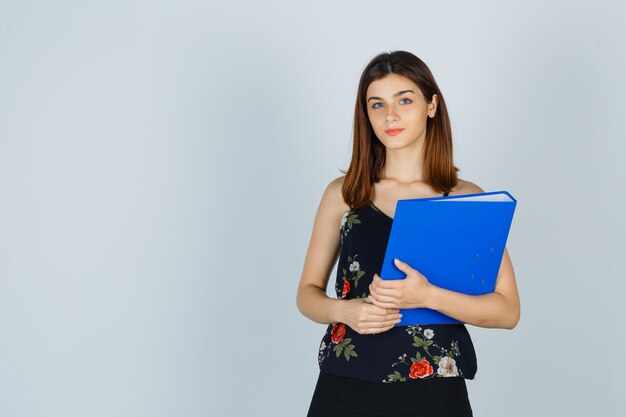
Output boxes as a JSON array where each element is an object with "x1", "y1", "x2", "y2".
[{"x1": 341, "y1": 297, "x2": 403, "y2": 335}]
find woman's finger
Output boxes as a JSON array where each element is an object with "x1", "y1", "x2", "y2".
[
  {"x1": 367, "y1": 320, "x2": 401, "y2": 333},
  {"x1": 371, "y1": 298, "x2": 397, "y2": 308},
  {"x1": 371, "y1": 293, "x2": 397, "y2": 303},
  {"x1": 393, "y1": 258, "x2": 414, "y2": 273},
  {"x1": 370, "y1": 285, "x2": 399, "y2": 296},
  {"x1": 371, "y1": 299, "x2": 397, "y2": 309},
  {"x1": 366, "y1": 304, "x2": 399, "y2": 315},
  {"x1": 364, "y1": 312, "x2": 402, "y2": 322}
]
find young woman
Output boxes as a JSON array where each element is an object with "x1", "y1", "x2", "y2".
[{"x1": 296, "y1": 50, "x2": 521, "y2": 417}]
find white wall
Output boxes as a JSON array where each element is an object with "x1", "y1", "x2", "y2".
[{"x1": 1, "y1": 1, "x2": 625, "y2": 416}]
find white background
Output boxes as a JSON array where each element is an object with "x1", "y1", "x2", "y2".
[{"x1": 1, "y1": 1, "x2": 625, "y2": 416}]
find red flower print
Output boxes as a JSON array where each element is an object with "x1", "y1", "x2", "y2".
[
  {"x1": 409, "y1": 359, "x2": 434, "y2": 379},
  {"x1": 342, "y1": 277, "x2": 350, "y2": 298},
  {"x1": 331, "y1": 323, "x2": 346, "y2": 344}
]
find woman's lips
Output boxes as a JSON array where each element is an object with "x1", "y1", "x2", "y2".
[{"x1": 385, "y1": 128, "x2": 404, "y2": 136}]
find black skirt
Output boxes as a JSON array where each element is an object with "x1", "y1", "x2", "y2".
[{"x1": 307, "y1": 371, "x2": 473, "y2": 417}]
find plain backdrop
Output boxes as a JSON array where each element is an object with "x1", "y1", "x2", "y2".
[{"x1": 1, "y1": 1, "x2": 625, "y2": 416}]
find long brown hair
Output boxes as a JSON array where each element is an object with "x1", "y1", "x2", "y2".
[{"x1": 340, "y1": 50, "x2": 459, "y2": 208}]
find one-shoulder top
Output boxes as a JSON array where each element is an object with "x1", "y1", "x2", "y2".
[{"x1": 317, "y1": 191, "x2": 478, "y2": 383}]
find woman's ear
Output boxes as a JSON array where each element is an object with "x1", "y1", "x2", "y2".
[{"x1": 428, "y1": 94, "x2": 438, "y2": 118}]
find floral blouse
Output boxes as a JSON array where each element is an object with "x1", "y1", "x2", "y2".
[{"x1": 317, "y1": 195, "x2": 478, "y2": 383}]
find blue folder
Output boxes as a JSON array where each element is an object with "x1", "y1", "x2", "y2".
[{"x1": 379, "y1": 191, "x2": 517, "y2": 325}]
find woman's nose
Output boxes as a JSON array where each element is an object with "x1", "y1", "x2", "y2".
[
  {"x1": 385, "y1": 104, "x2": 399, "y2": 122},
  {"x1": 385, "y1": 111, "x2": 399, "y2": 122}
]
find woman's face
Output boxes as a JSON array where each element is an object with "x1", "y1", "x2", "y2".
[{"x1": 365, "y1": 73, "x2": 437, "y2": 150}]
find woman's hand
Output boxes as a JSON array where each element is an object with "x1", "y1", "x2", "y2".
[
  {"x1": 368, "y1": 258, "x2": 433, "y2": 310},
  {"x1": 342, "y1": 297, "x2": 403, "y2": 335}
]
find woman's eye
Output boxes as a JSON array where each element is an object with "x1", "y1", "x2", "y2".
[{"x1": 371, "y1": 98, "x2": 411, "y2": 109}]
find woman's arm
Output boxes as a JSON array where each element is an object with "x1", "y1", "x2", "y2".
[
  {"x1": 296, "y1": 177, "x2": 347, "y2": 325},
  {"x1": 368, "y1": 180, "x2": 521, "y2": 329},
  {"x1": 296, "y1": 177, "x2": 403, "y2": 333},
  {"x1": 369, "y1": 249, "x2": 520, "y2": 329},
  {"x1": 426, "y1": 248, "x2": 520, "y2": 329}
]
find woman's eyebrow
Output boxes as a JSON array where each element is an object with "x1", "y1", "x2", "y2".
[{"x1": 367, "y1": 89, "x2": 414, "y2": 102}]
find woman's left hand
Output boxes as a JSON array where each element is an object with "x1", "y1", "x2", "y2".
[{"x1": 368, "y1": 258, "x2": 433, "y2": 310}]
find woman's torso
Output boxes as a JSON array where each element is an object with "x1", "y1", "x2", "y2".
[{"x1": 317, "y1": 184, "x2": 478, "y2": 383}]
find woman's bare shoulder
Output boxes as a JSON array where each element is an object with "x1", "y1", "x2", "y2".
[
  {"x1": 326, "y1": 175, "x2": 351, "y2": 213},
  {"x1": 450, "y1": 178, "x2": 485, "y2": 196},
  {"x1": 314, "y1": 175, "x2": 351, "y2": 231}
]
